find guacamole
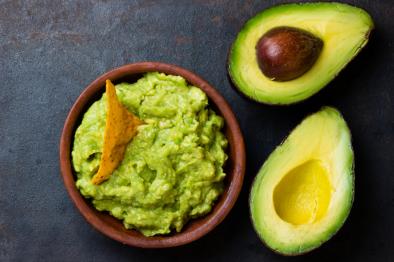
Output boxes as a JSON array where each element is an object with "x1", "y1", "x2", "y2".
[{"x1": 72, "y1": 72, "x2": 228, "y2": 236}]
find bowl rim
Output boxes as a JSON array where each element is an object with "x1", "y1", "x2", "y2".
[{"x1": 59, "y1": 62, "x2": 245, "y2": 248}]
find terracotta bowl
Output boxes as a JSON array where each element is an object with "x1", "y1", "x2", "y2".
[{"x1": 59, "y1": 62, "x2": 245, "y2": 248}]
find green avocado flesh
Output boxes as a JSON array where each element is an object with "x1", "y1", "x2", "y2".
[
  {"x1": 250, "y1": 107, "x2": 354, "y2": 255},
  {"x1": 228, "y1": 2, "x2": 373, "y2": 104},
  {"x1": 72, "y1": 72, "x2": 228, "y2": 236}
]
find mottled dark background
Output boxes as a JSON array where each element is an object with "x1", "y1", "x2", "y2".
[{"x1": 1, "y1": 0, "x2": 393, "y2": 261}]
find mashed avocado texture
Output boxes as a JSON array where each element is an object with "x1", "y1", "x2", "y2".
[{"x1": 72, "y1": 72, "x2": 228, "y2": 236}]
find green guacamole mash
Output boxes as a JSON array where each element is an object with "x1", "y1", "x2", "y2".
[{"x1": 72, "y1": 72, "x2": 228, "y2": 236}]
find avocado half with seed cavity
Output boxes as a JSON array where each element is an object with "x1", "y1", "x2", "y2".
[
  {"x1": 228, "y1": 2, "x2": 374, "y2": 105},
  {"x1": 250, "y1": 107, "x2": 354, "y2": 255}
]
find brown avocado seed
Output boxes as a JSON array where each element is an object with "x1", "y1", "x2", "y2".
[{"x1": 256, "y1": 26, "x2": 323, "y2": 82}]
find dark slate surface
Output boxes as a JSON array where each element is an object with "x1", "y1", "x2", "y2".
[{"x1": 1, "y1": 0, "x2": 393, "y2": 261}]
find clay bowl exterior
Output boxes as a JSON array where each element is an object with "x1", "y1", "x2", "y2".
[{"x1": 59, "y1": 62, "x2": 245, "y2": 248}]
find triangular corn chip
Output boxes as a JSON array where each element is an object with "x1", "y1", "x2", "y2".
[{"x1": 91, "y1": 80, "x2": 143, "y2": 185}]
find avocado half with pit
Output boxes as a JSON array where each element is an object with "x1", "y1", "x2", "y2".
[
  {"x1": 250, "y1": 107, "x2": 354, "y2": 255},
  {"x1": 228, "y1": 2, "x2": 374, "y2": 104}
]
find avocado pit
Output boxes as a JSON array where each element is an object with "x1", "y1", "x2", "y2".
[{"x1": 256, "y1": 26, "x2": 323, "y2": 81}]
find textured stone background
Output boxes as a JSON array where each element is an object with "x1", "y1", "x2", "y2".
[{"x1": 1, "y1": 0, "x2": 393, "y2": 261}]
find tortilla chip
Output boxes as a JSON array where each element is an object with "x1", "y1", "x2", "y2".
[{"x1": 91, "y1": 79, "x2": 143, "y2": 185}]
